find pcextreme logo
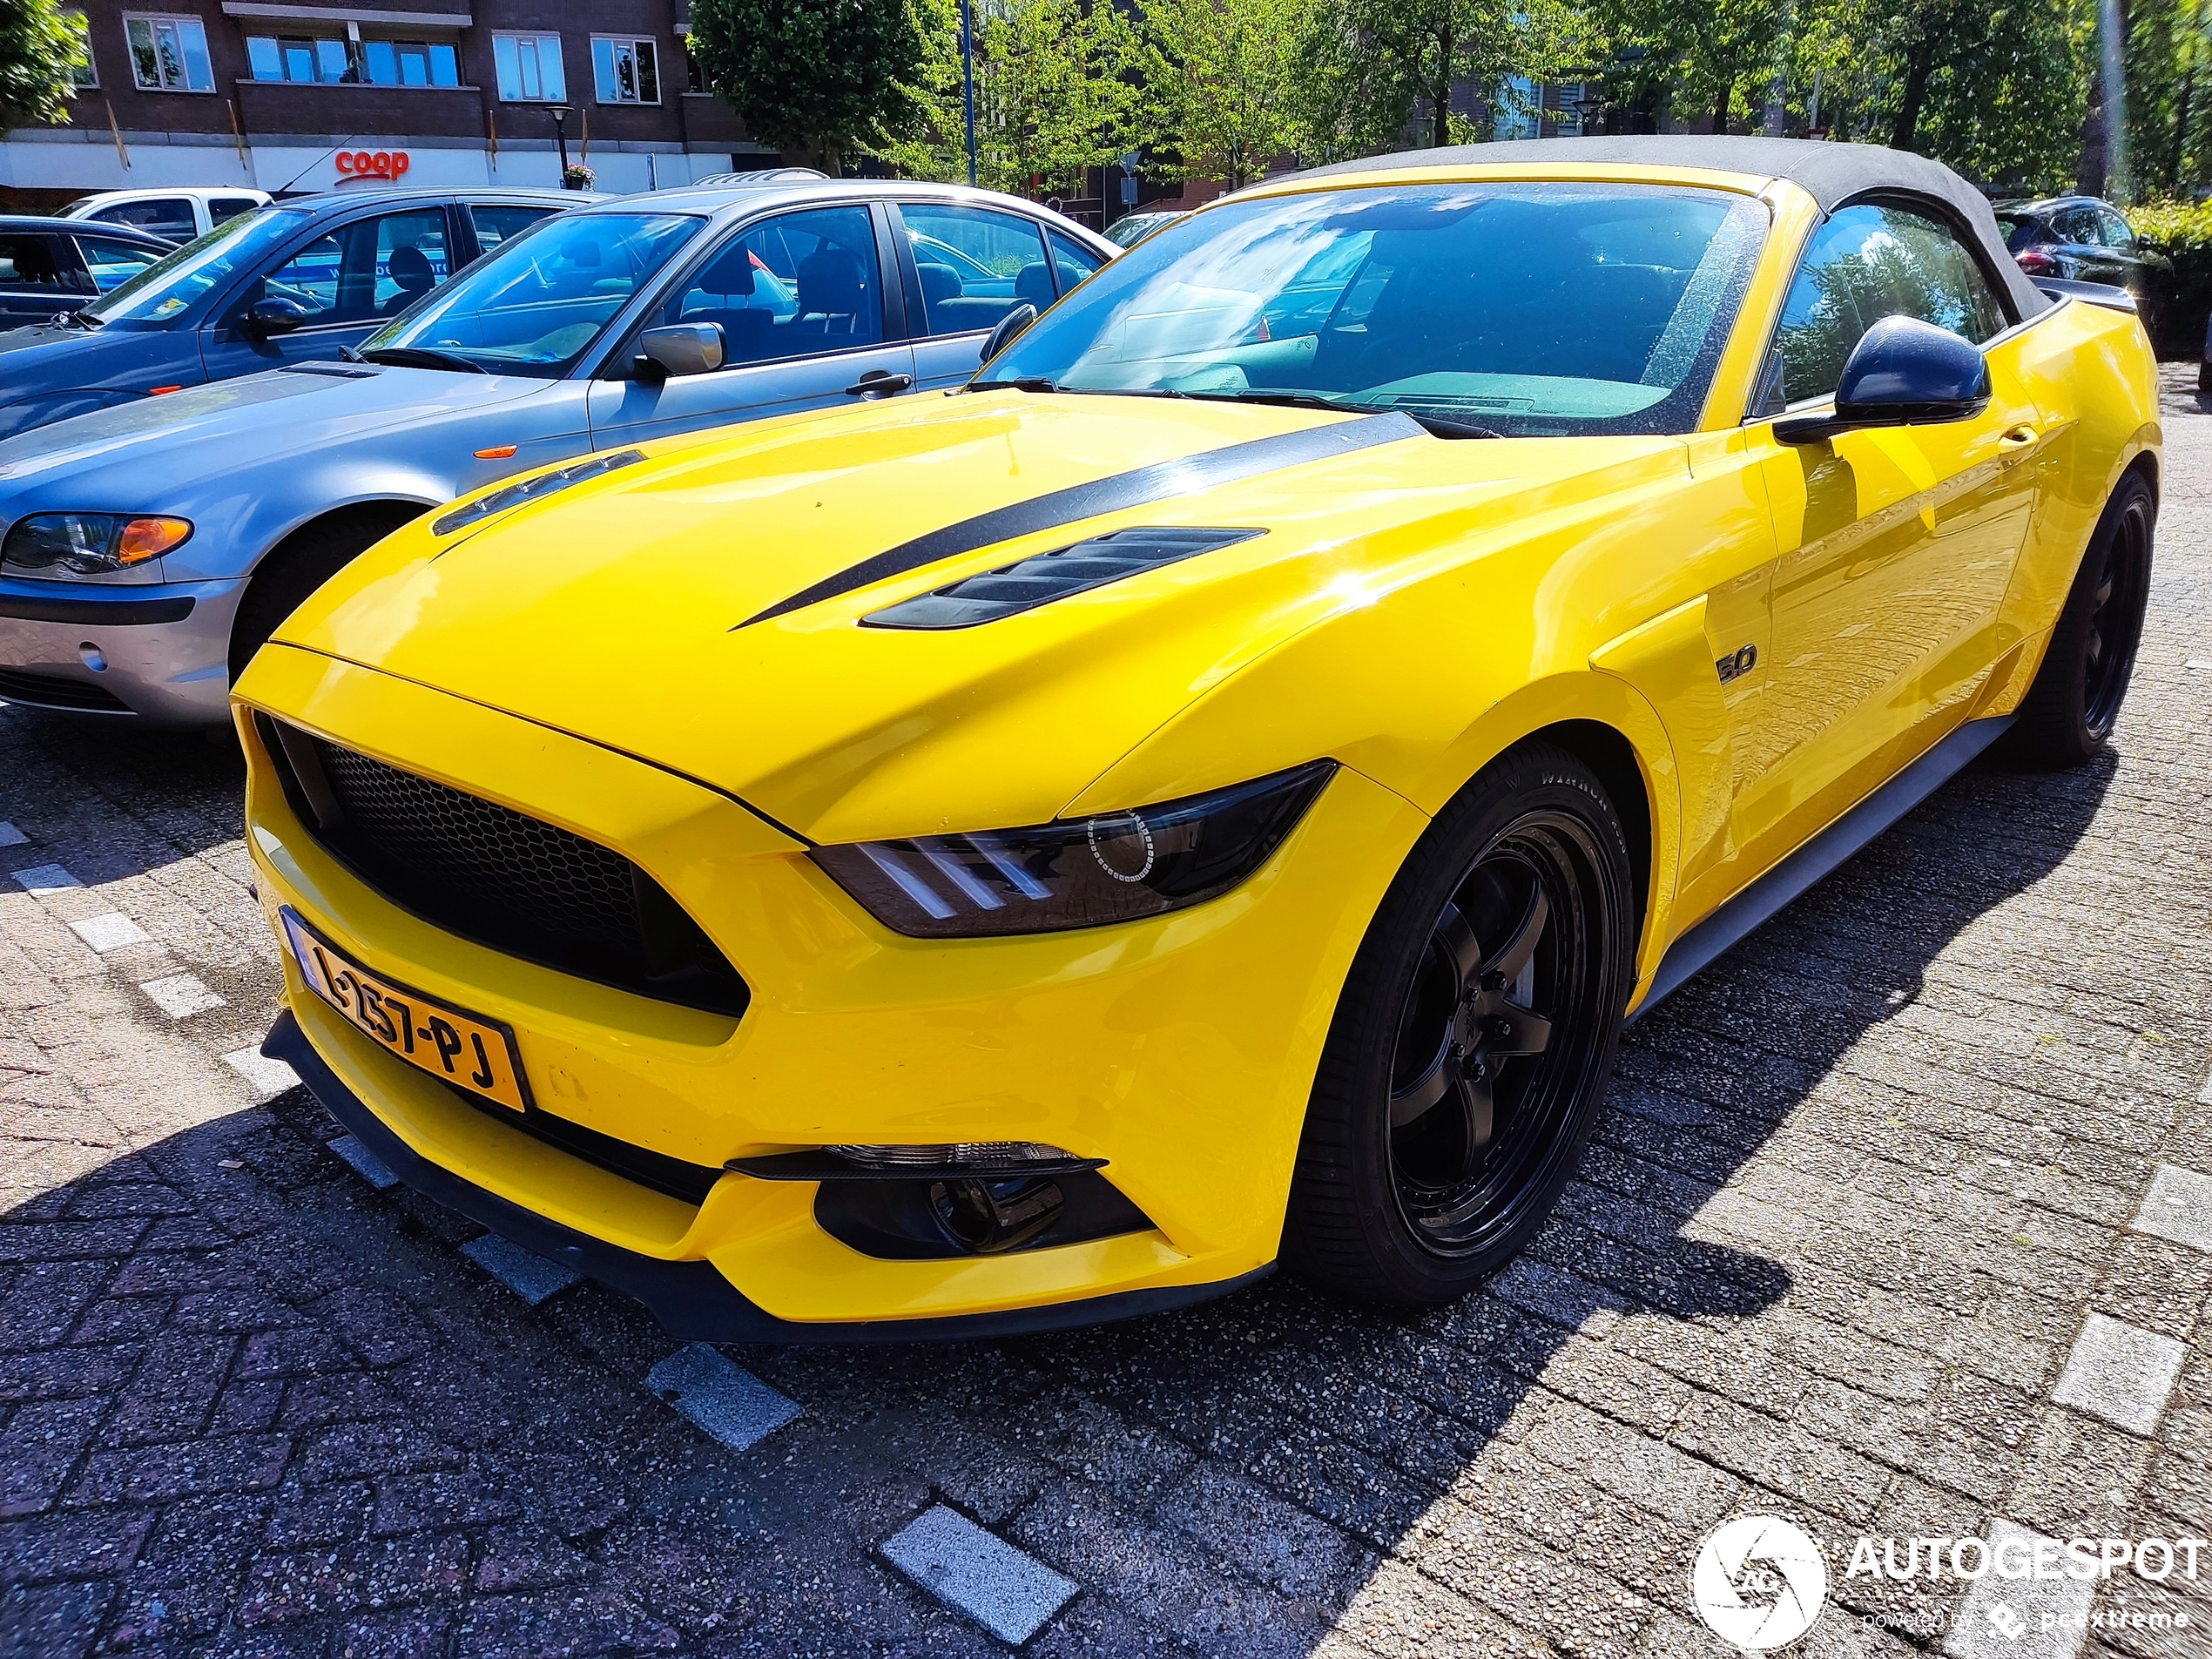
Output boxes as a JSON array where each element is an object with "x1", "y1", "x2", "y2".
[{"x1": 1691, "y1": 1516, "x2": 1829, "y2": 1650}]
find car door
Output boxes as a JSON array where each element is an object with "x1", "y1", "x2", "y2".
[
  {"x1": 895, "y1": 201, "x2": 1060, "y2": 389},
  {"x1": 1738, "y1": 199, "x2": 2045, "y2": 868},
  {"x1": 0, "y1": 231, "x2": 90, "y2": 327},
  {"x1": 199, "y1": 205, "x2": 458, "y2": 381},
  {"x1": 588, "y1": 202, "x2": 917, "y2": 446},
  {"x1": 2055, "y1": 205, "x2": 2121, "y2": 285}
]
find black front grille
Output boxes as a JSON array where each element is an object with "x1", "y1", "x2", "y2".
[
  {"x1": 259, "y1": 715, "x2": 747, "y2": 1017},
  {"x1": 0, "y1": 667, "x2": 131, "y2": 712}
]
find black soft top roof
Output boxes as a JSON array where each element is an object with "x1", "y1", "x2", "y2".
[{"x1": 1288, "y1": 135, "x2": 2049, "y2": 320}]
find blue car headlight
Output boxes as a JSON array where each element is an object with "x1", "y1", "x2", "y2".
[
  {"x1": 2, "y1": 512, "x2": 192, "y2": 579},
  {"x1": 810, "y1": 760, "x2": 1336, "y2": 938}
]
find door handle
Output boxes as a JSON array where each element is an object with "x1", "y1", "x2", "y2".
[
  {"x1": 2000, "y1": 424, "x2": 2040, "y2": 448},
  {"x1": 846, "y1": 370, "x2": 913, "y2": 398}
]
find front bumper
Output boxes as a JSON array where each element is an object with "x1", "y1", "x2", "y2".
[
  {"x1": 262, "y1": 1008, "x2": 1271, "y2": 1342},
  {"x1": 236, "y1": 644, "x2": 1428, "y2": 1332},
  {"x1": 0, "y1": 574, "x2": 246, "y2": 721}
]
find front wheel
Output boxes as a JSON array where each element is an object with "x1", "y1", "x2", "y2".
[{"x1": 1283, "y1": 743, "x2": 1636, "y2": 1305}]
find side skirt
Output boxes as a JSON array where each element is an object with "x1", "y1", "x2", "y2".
[{"x1": 1629, "y1": 713, "x2": 2016, "y2": 1022}]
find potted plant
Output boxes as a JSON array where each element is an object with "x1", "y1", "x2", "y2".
[{"x1": 563, "y1": 162, "x2": 597, "y2": 192}]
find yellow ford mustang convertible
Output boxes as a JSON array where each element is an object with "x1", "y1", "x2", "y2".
[{"x1": 239, "y1": 138, "x2": 2157, "y2": 1339}]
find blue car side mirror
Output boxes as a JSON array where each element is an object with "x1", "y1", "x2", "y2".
[
  {"x1": 1776, "y1": 314, "x2": 1992, "y2": 445},
  {"x1": 242, "y1": 296, "x2": 310, "y2": 339}
]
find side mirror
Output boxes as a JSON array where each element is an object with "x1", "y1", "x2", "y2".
[
  {"x1": 635, "y1": 321, "x2": 725, "y2": 382},
  {"x1": 979, "y1": 302, "x2": 1038, "y2": 368},
  {"x1": 1776, "y1": 315, "x2": 1991, "y2": 444},
  {"x1": 241, "y1": 296, "x2": 309, "y2": 339}
]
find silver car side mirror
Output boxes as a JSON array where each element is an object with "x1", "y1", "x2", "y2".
[{"x1": 637, "y1": 322, "x2": 725, "y2": 381}]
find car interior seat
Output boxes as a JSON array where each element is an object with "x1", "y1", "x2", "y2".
[
  {"x1": 678, "y1": 244, "x2": 773, "y2": 361},
  {"x1": 380, "y1": 245, "x2": 438, "y2": 316},
  {"x1": 795, "y1": 246, "x2": 868, "y2": 335}
]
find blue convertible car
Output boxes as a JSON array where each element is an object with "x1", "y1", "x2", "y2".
[{"x1": 0, "y1": 185, "x2": 578, "y2": 440}]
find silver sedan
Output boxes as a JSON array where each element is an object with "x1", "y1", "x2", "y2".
[{"x1": 0, "y1": 179, "x2": 1113, "y2": 722}]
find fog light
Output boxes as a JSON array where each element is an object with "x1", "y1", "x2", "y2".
[{"x1": 930, "y1": 1175, "x2": 1065, "y2": 1253}]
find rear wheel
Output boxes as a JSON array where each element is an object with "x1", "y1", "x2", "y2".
[
  {"x1": 2003, "y1": 472, "x2": 2154, "y2": 769},
  {"x1": 228, "y1": 507, "x2": 422, "y2": 685},
  {"x1": 1283, "y1": 743, "x2": 1635, "y2": 1305}
]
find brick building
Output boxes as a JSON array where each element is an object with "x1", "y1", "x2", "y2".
[{"x1": 0, "y1": 2, "x2": 777, "y2": 211}]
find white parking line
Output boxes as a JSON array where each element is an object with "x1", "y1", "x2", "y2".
[
  {"x1": 69, "y1": 913, "x2": 152, "y2": 953},
  {"x1": 138, "y1": 974, "x2": 225, "y2": 1019},
  {"x1": 461, "y1": 1233, "x2": 580, "y2": 1305},
  {"x1": 222, "y1": 1046, "x2": 299, "y2": 1099},
  {"x1": 644, "y1": 1344, "x2": 799, "y2": 1453},
  {"x1": 2050, "y1": 1312, "x2": 2187, "y2": 1436},
  {"x1": 2133, "y1": 1164, "x2": 2212, "y2": 1252},
  {"x1": 10, "y1": 864, "x2": 80, "y2": 894},
  {"x1": 327, "y1": 1133, "x2": 399, "y2": 1190},
  {"x1": 1943, "y1": 1520, "x2": 2094, "y2": 1659},
  {"x1": 880, "y1": 1504, "x2": 1078, "y2": 1645},
  {"x1": 0, "y1": 823, "x2": 27, "y2": 848}
]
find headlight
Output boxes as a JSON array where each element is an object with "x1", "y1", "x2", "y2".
[
  {"x1": 2, "y1": 513, "x2": 192, "y2": 577},
  {"x1": 811, "y1": 760, "x2": 1336, "y2": 938},
  {"x1": 431, "y1": 448, "x2": 645, "y2": 535}
]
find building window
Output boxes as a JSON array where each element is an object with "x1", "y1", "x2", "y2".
[
  {"x1": 125, "y1": 14, "x2": 215, "y2": 92},
  {"x1": 493, "y1": 32, "x2": 565, "y2": 101},
  {"x1": 591, "y1": 36, "x2": 659, "y2": 104},
  {"x1": 684, "y1": 37, "x2": 705, "y2": 94},
  {"x1": 62, "y1": 10, "x2": 96, "y2": 88},
  {"x1": 253, "y1": 34, "x2": 456, "y2": 86}
]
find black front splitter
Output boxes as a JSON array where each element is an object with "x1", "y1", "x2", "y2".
[{"x1": 261, "y1": 1009, "x2": 1268, "y2": 1344}]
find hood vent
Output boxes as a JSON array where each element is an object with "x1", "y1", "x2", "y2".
[{"x1": 862, "y1": 526, "x2": 1264, "y2": 631}]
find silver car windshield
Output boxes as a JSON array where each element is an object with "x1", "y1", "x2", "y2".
[
  {"x1": 360, "y1": 211, "x2": 705, "y2": 377},
  {"x1": 80, "y1": 207, "x2": 296, "y2": 327},
  {"x1": 981, "y1": 183, "x2": 1770, "y2": 437}
]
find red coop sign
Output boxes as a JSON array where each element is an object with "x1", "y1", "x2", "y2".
[{"x1": 335, "y1": 150, "x2": 411, "y2": 181}]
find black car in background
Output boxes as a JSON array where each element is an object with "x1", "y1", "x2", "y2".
[
  {"x1": 1995, "y1": 196, "x2": 2169, "y2": 328},
  {"x1": 0, "y1": 217, "x2": 173, "y2": 329}
]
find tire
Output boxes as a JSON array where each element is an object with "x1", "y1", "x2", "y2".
[
  {"x1": 2002, "y1": 471, "x2": 2154, "y2": 770},
  {"x1": 1283, "y1": 741, "x2": 1637, "y2": 1305},
  {"x1": 228, "y1": 508, "x2": 421, "y2": 685}
]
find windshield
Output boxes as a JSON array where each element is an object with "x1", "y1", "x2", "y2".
[
  {"x1": 80, "y1": 207, "x2": 293, "y2": 326},
  {"x1": 359, "y1": 211, "x2": 705, "y2": 377},
  {"x1": 985, "y1": 183, "x2": 1769, "y2": 437}
]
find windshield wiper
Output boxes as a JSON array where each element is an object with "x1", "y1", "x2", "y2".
[
  {"x1": 51, "y1": 308, "x2": 103, "y2": 331},
  {"x1": 967, "y1": 376, "x2": 1059, "y2": 393},
  {"x1": 354, "y1": 346, "x2": 489, "y2": 374},
  {"x1": 1177, "y1": 388, "x2": 1504, "y2": 439}
]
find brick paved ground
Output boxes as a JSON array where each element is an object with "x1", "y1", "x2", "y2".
[{"x1": 3, "y1": 368, "x2": 2211, "y2": 1659}]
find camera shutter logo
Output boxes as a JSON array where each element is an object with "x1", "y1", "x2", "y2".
[{"x1": 1691, "y1": 1517, "x2": 1829, "y2": 1649}]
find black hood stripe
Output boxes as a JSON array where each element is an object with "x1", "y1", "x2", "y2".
[{"x1": 736, "y1": 410, "x2": 1426, "y2": 629}]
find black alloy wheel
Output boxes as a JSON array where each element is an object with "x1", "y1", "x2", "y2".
[
  {"x1": 2004, "y1": 470, "x2": 2155, "y2": 769},
  {"x1": 2080, "y1": 486, "x2": 2150, "y2": 738},
  {"x1": 1285, "y1": 742, "x2": 1635, "y2": 1305}
]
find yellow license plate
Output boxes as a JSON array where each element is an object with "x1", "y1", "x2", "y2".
[{"x1": 281, "y1": 907, "x2": 534, "y2": 1114}]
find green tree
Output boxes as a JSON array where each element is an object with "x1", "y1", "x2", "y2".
[
  {"x1": 689, "y1": 0, "x2": 928, "y2": 172},
  {"x1": 1138, "y1": 0, "x2": 1315, "y2": 188},
  {"x1": 1285, "y1": 0, "x2": 1554, "y2": 155},
  {"x1": 0, "y1": 0, "x2": 85, "y2": 130},
  {"x1": 1584, "y1": 0, "x2": 1792, "y2": 133},
  {"x1": 2125, "y1": 0, "x2": 2212, "y2": 197},
  {"x1": 873, "y1": 0, "x2": 1139, "y2": 195}
]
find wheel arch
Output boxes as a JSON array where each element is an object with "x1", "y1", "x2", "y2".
[{"x1": 226, "y1": 497, "x2": 430, "y2": 679}]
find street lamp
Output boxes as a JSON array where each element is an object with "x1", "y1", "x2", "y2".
[
  {"x1": 960, "y1": 0, "x2": 977, "y2": 187},
  {"x1": 545, "y1": 104, "x2": 572, "y2": 185}
]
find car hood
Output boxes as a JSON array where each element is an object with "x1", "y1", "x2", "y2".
[
  {"x1": 0, "y1": 322, "x2": 162, "y2": 388},
  {"x1": 0, "y1": 363, "x2": 545, "y2": 495},
  {"x1": 273, "y1": 390, "x2": 1685, "y2": 843}
]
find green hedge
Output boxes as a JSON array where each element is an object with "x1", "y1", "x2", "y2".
[{"x1": 2126, "y1": 199, "x2": 2212, "y2": 358}]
